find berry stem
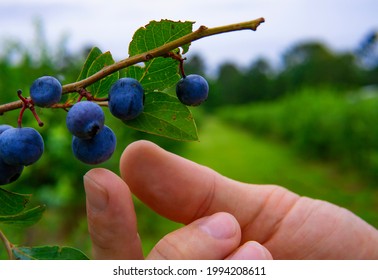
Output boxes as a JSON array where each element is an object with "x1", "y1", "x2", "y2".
[
  {"x1": 179, "y1": 59, "x2": 186, "y2": 79},
  {"x1": 17, "y1": 106, "x2": 26, "y2": 128},
  {"x1": 30, "y1": 108, "x2": 44, "y2": 127},
  {"x1": 77, "y1": 88, "x2": 93, "y2": 102},
  {"x1": 17, "y1": 89, "x2": 28, "y2": 104},
  {"x1": 17, "y1": 90, "x2": 28, "y2": 128},
  {"x1": 0, "y1": 17, "x2": 265, "y2": 115},
  {"x1": 17, "y1": 90, "x2": 44, "y2": 127},
  {"x1": 165, "y1": 51, "x2": 187, "y2": 78},
  {"x1": 77, "y1": 88, "x2": 109, "y2": 102}
]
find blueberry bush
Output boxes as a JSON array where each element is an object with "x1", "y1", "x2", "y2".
[{"x1": 0, "y1": 18, "x2": 264, "y2": 259}]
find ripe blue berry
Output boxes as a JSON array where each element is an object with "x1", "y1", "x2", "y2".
[
  {"x1": 108, "y1": 78, "x2": 144, "y2": 121},
  {"x1": 66, "y1": 101, "x2": 105, "y2": 139},
  {"x1": 0, "y1": 127, "x2": 44, "y2": 166},
  {"x1": 0, "y1": 124, "x2": 24, "y2": 185},
  {"x1": 176, "y1": 74, "x2": 209, "y2": 106},
  {"x1": 72, "y1": 126, "x2": 116, "y2": 165},
  {"x1": 30, "y1": 76, "x2": 62, "y2": 107},
  {"x1": 0, "y1": 124, "x2": 13, "y2": 134},
  {"x1": 0, "y1": 157, "x2": 24, "y2": 185}
]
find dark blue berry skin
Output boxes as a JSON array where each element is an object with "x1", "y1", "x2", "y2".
[
  {"x1": 72, "y1": 126, "x2": 116, "y2": 165},
  {"x1": 30, "y1": 76, "x2": 62, "y2": 107},
  {"x1": 108, "y1": 78, "x2": 144, "y2": 121},
  {"x1": 0, "y1": 127, "x2": 44, "y2": 166},
  {"x1": 0, "y1": 157, "x2": 24, "y2": 185},
  {"x1": 176, "y1": 74, "x2": 209, "y2": 106},
  {"x1": 0, "y1": 125, "x2": 23, "y2": 185},
  {"x1": 0, "y1": 124, "x2": 13, "y2": 134},
  {"x1": 66, "y1": 101, "x2": 105, "y2": 139}
]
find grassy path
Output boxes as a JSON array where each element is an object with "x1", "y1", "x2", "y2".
[{"x1": 181, "y1": 117, "x2": 378, "y2": 227}]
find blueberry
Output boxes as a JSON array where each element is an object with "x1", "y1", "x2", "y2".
[
  {"x1": 0, "y1": 157, "x2": 24, "y2": 185},
  {"x1": 66, "y1": 101, "x2": 105, "y2": 139},
  {"x1": 0, "y1": 124, "x2": 24, "y2": 185},
  {"x1": 30, "y1": 76, "x2": 62, "y2": 107},
  {"x1": 0, "y1": 124, "x2": 13, "y2": 134},
  {"x1": 176, "y1": 74, "x2": 209, "y2": 106},
  {"x1": 0, "y1": 127, "x2": 44, "y2": 166},
  {"x1": 72, "y1": 125, "x2": 116, "y2": 165},
  {"x1": 108, "y1": 78, "x2": 144, "y2": 121}
]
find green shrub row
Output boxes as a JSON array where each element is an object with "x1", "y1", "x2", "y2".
[{"x1": 218, "y1": 88, "x2": 378, "y2": 181}]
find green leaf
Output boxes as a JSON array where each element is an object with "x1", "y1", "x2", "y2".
[
  {"x1": 0, "y1": 188, "x2": 30, "y2": 216},
  {"x1": 77, "y1": 47, "x2": 103, "y2": 82},
  {"x1": 0, "y1": 205, "x2": 45, "y2": 227},
  {"x1": 126, "y1": 20, "x2": 194, "y2": 91},
  {"x1": 126, "y1": 57, "x2": 182, "y2": 92},
  {"x1": 124, "y1": 92, "x2": 198, "y2": 141},
  {"x1": 12, "y1": 246, "x2": 89, "y2": 260},
  {"x1": 129, "y1": 20, "x2": 193, "y2": 55},
  {"x1": 67, "y1": 47, "x2": 103, "y2": 103},
  {"x1": 87, "y1": 51, "x2": 119, "y2": 98}
]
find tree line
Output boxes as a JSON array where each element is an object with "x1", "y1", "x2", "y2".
[
  {"x1": 185, "y1": 31, "x2": 378, "y2": 109},
  {"x1": 1, "y1": 25, "x2": 377, "y2": 109}
]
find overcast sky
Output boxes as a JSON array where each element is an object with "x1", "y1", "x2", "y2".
[{"x1": 0, "y1": 0, "x2": 377, "y2": 72}]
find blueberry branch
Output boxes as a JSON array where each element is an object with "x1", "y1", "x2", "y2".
[
  {"x1": 0, "y1": 17, "x2": 265, "y2": 115},
  {"x1": 50, "y1": 101, "x2": 108, "y2": 109}
]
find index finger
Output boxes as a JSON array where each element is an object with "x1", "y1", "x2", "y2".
[{"x1": 120, "y1": 141, "x2": 298, "y2": 231}]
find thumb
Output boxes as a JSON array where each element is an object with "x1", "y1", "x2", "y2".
[{"x1": 227, "y1": 241, "x2": 273, "y2": 260}]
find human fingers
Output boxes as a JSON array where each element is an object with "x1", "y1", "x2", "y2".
[
  {"x1": 120, "y1": 140, "x2": 299, "y2": 242},
  {"x1": 227, "y1": 241, "x2": 273, "y2": 260},
  {"x1": 147, "y1": 212, "x2": 241, "y2": 260},
  {"x1": 84, "y1": 168, "x2": 143, "y2": 259},
  {"x1": 120, "y1": 141, "x2": 378, "y2": 259}
]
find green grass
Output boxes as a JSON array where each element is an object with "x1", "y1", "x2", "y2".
[{"x1": 181, "y1": 117, "x2": 378, "y2": 227}]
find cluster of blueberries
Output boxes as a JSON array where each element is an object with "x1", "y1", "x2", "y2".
[
  {"x1": 67, "y1": 77, "x2": 146, "y2": 165},
  {"x1": 0, "y1": 76, "x2": 61, "y2": 185},
  {"x1": 0, "y1": 72, "x2": 209, "y2": 186}
]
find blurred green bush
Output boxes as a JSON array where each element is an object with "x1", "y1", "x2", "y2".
[{"x1": 218, "y1": 88, "x2": 378, "y2": 181}]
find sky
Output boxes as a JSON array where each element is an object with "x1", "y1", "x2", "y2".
[{"x1": 0, "y1": 0, "x2": 377, "y2": 73}]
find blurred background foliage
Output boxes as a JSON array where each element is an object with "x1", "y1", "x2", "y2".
[{"x1": 0, "y1": 23, "x2": 377, "y2": 259}]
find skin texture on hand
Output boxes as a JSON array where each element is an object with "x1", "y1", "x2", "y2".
[
  {"x1": 84, "y1": 140, "x2": 378, "y2": 260},
  {"x1": 84, "y1": 168, "x2": 272, "y2": 260}
]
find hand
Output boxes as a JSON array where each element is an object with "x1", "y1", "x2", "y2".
[{"x1": 83, "y1": 140, "x2": 378, "y2": 259}]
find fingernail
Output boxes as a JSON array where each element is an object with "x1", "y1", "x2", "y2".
[
  {"x1": 83, "y1": 173, "x2": 109, "y2": 212},
  {"x1": 230, "y1": 241, "x2": 273, "y2": 260},
  {"x1": 199, "y1": 212, "x2": 238, "y2": 239}
]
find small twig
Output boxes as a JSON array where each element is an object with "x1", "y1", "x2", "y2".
[
  {"x1": 76, "y1": 88, "x2": 109, "y2": 102},
  {"x1": 0, "y1": 17, "x2": 265, "y2": 115},
  {"x1": 50, "y1": 101, "x2": 109, "y2": 110},
  {"x1": 17, "y1": 90, "x2": 44, "y2": 127},
  {"x1": 0, "y1": 229, "x2": 14, "y2": 260},
  {"x1": 165, "y1": 51, "x2": 187, "y2": 78}
]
